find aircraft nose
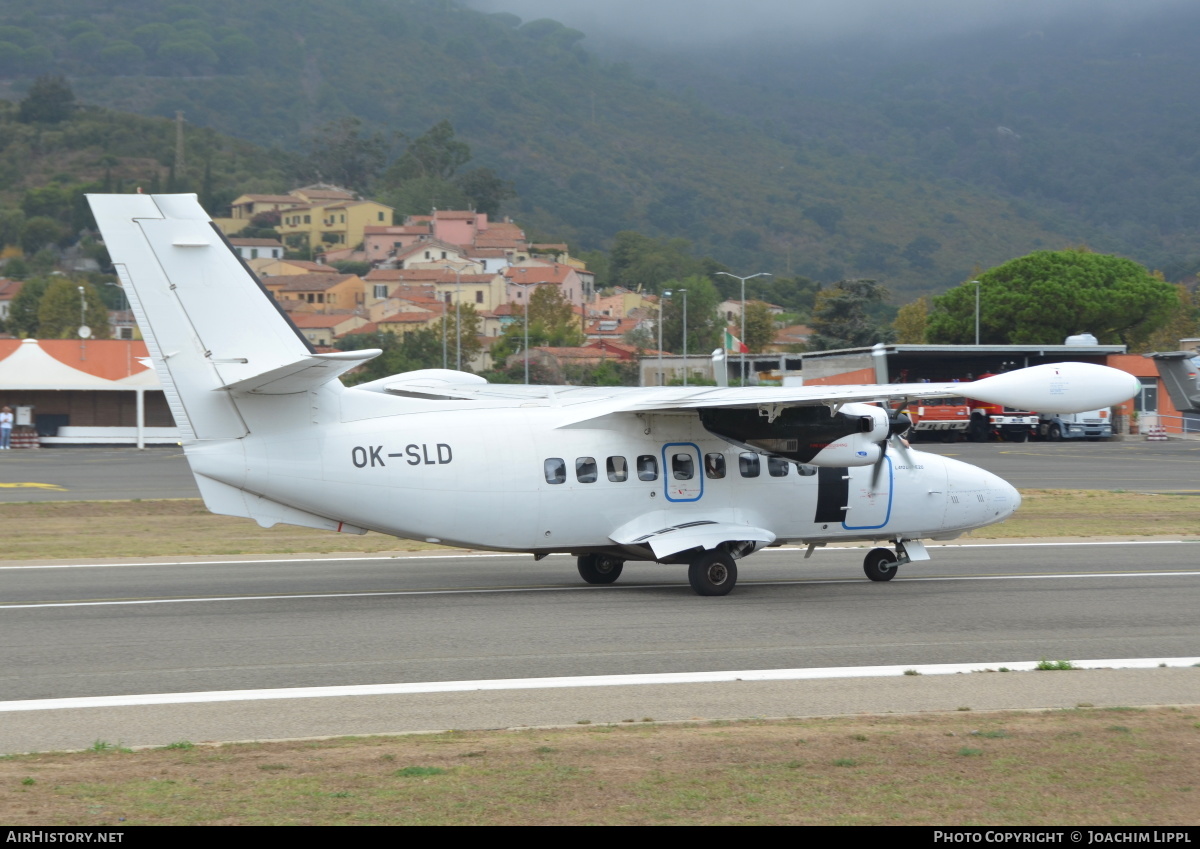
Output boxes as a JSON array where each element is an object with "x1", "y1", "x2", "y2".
[{"x1": 987, "y1": 470, "x2": 1021, "y2": 520}]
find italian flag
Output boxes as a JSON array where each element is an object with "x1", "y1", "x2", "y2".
[{"x1": 724, "y1": 329, "x2": 749, "y2": 353}]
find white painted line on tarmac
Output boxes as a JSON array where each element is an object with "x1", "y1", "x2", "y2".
[
  {"x1": 3, "y1": 657, "x2": 1196, "y2": 713},
  {"x1": 4, "y1": 569, "x2": 1199, "y2": 610},
  {"x1": 1, "y1": 539, "x2": 1194, "y2": 570}
]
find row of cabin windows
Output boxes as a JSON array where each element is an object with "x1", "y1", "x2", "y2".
[{"x1": 543, "y1": 453, "x2": 817, "y2": 485}]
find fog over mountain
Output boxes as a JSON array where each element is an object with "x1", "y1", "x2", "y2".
[{"x1": 463, "y1": 0, "x2": 1189, "y2": 48}]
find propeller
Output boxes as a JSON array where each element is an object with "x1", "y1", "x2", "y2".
[{"x1": 871, "y1": 404, "x2": 913, "y2": 489}]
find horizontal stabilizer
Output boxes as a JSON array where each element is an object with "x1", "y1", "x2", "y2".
[{"x1": 220, "y1": 350, "x2": 382, "y2": 395}]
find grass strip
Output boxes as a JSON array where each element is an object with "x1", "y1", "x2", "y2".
[
  {"x1": 2, "y1": 707, "x2": 1197, "y2": 825},
  {"x1": 0, "y1": 489, "x2": 1196, "y2": 561}
]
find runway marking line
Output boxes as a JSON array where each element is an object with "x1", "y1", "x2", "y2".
[
  {"x1": 0, "y1": 482, "x2": 67, "y2": 490},
  {"x1": 3, "y1": 569, "x2": 1199, "y2": 609},
  {"x1": 1, "y1": 539, "x2": 1196, "y2": 571},
  {"x1": 2, "y1": 657, "x2": 1197, "y2": 713}
]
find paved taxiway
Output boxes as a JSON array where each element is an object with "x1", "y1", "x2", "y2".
[{"x1": 2, "y1": 543, "x2": 1198, "y2": 751}]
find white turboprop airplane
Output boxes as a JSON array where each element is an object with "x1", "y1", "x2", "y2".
[{"x1": 88, "y1": 194, "x2": 1141, "y2": 596}]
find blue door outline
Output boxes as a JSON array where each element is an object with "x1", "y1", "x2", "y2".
[
  {"x1": 662, "y1": 442, "x2": 704, "y2": 502},
  {"x1": 841, "y1": 455, "x2": 894, "y2": 530}
]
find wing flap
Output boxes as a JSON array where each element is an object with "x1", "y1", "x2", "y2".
[{"x1": 611, "y1": 519, "x2": 776, "y2": 559}]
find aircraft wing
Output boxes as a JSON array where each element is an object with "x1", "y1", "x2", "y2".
[{"x1": 554, "y1": 362, "x2": 1142, "y2": 427}]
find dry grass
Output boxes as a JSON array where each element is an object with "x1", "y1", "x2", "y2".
[
  {"x1": 2, "y1": 708, "x2": 1197, "y2": 826},
  {"x1": 0, "y1": 489, "x2": 1195, "y2": 562},
  {"x1": 962, "y1": 489, "x2": 1199, "y2": 540}
]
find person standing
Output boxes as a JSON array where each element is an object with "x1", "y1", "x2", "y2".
[{"x1": 0, "y1": 406, "x2": 12, "y2": 449}]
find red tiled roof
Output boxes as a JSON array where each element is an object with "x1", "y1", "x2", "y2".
[{"x1": 6, "y1": 339, "x2": 154, "y2": 381}]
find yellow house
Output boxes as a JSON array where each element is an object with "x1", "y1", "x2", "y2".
[{"x1": 277, "y1": 200, "x2": 394, "y2": 254}]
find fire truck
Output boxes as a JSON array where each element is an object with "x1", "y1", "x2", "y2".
[
  {"x1": 902, "y1": 396, "x2": 972, "y2": 442},
  {"x1": 965, "y1": 375, "x2": 1039, "y2": 442},
  {"x1": 901, "y1": 375, "x2": 1038, "y2": 443}
]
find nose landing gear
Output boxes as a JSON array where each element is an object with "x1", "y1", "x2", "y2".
[{"x1": 862, "y1": 539, "x2": 929, "y2": 582}]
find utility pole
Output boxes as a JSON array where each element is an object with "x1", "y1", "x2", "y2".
[{"x1": 716, "y1": 271, "x2": 771, "y2": 386}]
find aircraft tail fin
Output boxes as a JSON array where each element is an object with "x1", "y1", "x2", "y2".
[
  {"x1": 1146, "y1": 351, "x2": 1200, "y2": 413},
  {"x1": 88, "y1": 194, "x2": 356, "y2": 440}
]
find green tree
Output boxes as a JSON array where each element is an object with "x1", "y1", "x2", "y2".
[
  {"x1": 926, "y1": 249, "x2": 1177, "y2": 348},
  {"x1": 893, "y1": 296, "x2": 929, "y2": 344},
  {"x1": 608, "y1": 231, "x2": 701, "y2": 292},
  {"x1": 1146, "y1": 283, "x2": 1200, "y2": 352},
  {"x1": 808, "y1": 278, "x2": 893, "y2": 350},
  {"x1": 35, "y1": 278, "x2": 111, "y2": 339},
  {"x1": 660, "y1": 274, "x2": 721, "y2": 355},
  {"x1": 454, "y1": 167, "x2": 516, "y2": 217},
  {"x1": 383, "y1": 176, "x2": 471, "y2": 219},
  {"x1": 491, "y1": 284, "x2": 584, "y2": 361},
  {"x1": 305, "y1": 117, "x2": 391, "y2": 194},
  {"x1": 6, "y1": 276, "x2": 49, "y2": 336},
  {"x1": 741, "y1": 300, "x2": 777, "y2": 353},
  {"x1": 386, "y1": 120, "x2": 471, "y2": 183},
  {"x1": 336, "y1": 328, "x2": 445, "y2": 383},
  {"x1": 17, "y1": 75, "x2": 75, "y2": 124},
  {"x1": 440, "y1": 303, "x2": 483, "y2": 370},
  {"x1": 19, "y1": 216, "x2": 69, "y2": 255}
]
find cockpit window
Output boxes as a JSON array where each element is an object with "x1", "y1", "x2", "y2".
[
  {"x1": 738, "y1": 452, "x2": 760, "y2": 478},
  {"x1": 704, "y1": 453, "x2": 726, "y2": 479},
  {"x1": 672, "y1": 453, "x2": 694, "y2": 480},
  {"x1": 637, "y1": 455, "x2": 658, "y2": 481},
  {"x1": 607, "y1": 456, "x2": 628, "y2": 482},
  {"x1": 768, "y1": 456, "x2": 790, "y2": 477},
  {"x1": 576, "y1": 457, "x2": 598, "y2": 483},
  {"x1": 544, "y1": 458, "x2": 566, "y2": 485}
]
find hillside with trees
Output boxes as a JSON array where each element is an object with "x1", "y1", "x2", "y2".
[{"x1": 0, "y1": 0, "x2": 1115, "y2": 302}]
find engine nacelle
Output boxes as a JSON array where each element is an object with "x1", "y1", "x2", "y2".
[
  {"x1": 808, "y1": 433, "x2": 884, "y2": 466},
  {"x1": 698, "y1": 402, "x2": 890, "y2": 466}
]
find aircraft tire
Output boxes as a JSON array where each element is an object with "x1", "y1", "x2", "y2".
[
  {"x1": 863, "y1": 548, "x2": 899, "y2": 582},
  {"x1": 688, "y1": 551, "x2": 737, "y2": 596},
  {"x1": 577, "y1": 554, "x2": 623, "y2": 584}
]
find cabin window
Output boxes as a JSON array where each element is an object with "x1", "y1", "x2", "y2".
[
  {"x1": 768, "y1": 457, "x2": 790, "y2": 477},
  {"x1": 576, "y1": 457, "x2": 598, "y2": 483},
  {"x1": 672, "y1": 453, "x2": 694, "y2": 480},
  {"x1": 738, "y1": 453, "x2": 760, "y2": 478},
  {"x1": 607, "y1": 456, "x2": 628, "y2": 482},
  {"x1": 796, "y1": 464, "x2": 817, "y2": 477},
  {"x1": 704, "y1": 453, "x2": 726, "y2": 479},
  {"x1": 544, "y1": 458, "x2": 566, "y2": 485},
  {"x1": 637, "y1": 455, "x2": 658, "y2": 481}
]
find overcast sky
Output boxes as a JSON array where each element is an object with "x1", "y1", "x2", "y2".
[{"x1": 463, "y1": 0, "x2": 1190, "y2": 47}]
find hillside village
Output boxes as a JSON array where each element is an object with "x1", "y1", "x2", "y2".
[{"x1": 199, "y1": 183, "x2": 807, "y2": 383}]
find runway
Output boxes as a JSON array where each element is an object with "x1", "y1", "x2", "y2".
[{"x1": 2, "y1": 542, "x2": 1198, "y2": 752}]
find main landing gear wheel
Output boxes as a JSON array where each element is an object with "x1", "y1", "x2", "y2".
[
  {"x1": 863, "y1": 548, "x2": 899, "y2": 582},
  {"x1": 577, "y1": 554, "x2": 624, "y2": 584},
  {"x1": 688, "y1": 550, "x2": 737, "y2": 596}
]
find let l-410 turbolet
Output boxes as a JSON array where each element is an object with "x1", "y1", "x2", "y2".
[{"x1": 88, "y1": 194, "x2": 1141, "y2": 596}]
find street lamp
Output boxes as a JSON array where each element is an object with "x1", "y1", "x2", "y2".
[
  {"x1": 511, "y1": 279, "x2": 538, "y2": 384},
  {"x1": 971, "y1": 279, "x2": 981, "y2": 345},
  {"x1": 678, "y1": 288, "x2": 688, "y2": 386},
  {"x1": 440, "y1": 264, "x2": 463, "y2": 371},
  {"x1": 658, "y1": 290, "x2": 670, "y2": 386},
  {"x1": 715, "y1": 271, "x2": 771, "y2": 386}
]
